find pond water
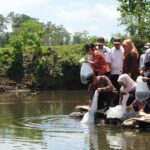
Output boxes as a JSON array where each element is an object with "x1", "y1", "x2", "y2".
[{"x1": 0, "y1": 90, "x2": 150, "y2": 150}]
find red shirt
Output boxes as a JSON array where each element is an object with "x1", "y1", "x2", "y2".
[{"x1": 92, "y1": 50, "x2": 110, "y2": 75}]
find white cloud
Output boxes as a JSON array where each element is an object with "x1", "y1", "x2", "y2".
[
  {"x1": 53, "y1": 3, "x2": 120, "y2": 23},
  {"x1": 86, "y1": 25, "x2": 102, "y2": 35},
  {"x1": 46, "y1": 2, "x2": 122, "y2": 38},
  {"x1": 0, "y1": 0, "x2": 47, "y2": 14},
  {"x1": 95, "y1": 4, "x2": 120, "y2": 21},
  {"x1": 0, "y1": 0, "x2": 124, "y2": 38}
]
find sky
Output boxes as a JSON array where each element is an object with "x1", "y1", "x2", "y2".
[{"x1": 0, "y1": 0, "x2": 125, "y2": 39}]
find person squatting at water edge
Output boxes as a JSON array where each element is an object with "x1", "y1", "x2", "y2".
[
  {"x1": 87, "y1": 74, "x2": 118, "y2": 111},
  {"x1": 117, "y1": 74, "x2": 147, "y2": 116},
  {"x1": 84, "y1": 44, "x2": 110, "y2": 77}
]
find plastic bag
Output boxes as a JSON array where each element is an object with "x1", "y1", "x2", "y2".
[
  {"x1": 135, "y1": 76, "x2": 150, "y2": 101},
  {"x1": 79, "y1": 57, "x2": 85, "y2": 63},
  {"x1": 80, "y1": 112, "x2": 94, "y2": 124},
  {"x1": 89, "y1": 91, "x2": 98, "y2": 114},
  {"x1": 80, "y1": 63, "x2": 93, "y2": 84},
  {"x1": 106, "y1": 105, "x2": 126, "y2": 119},
  {"x1": 81, "y1": 91, "x2": 98, "y2": 124},
  {"x1": 121, "y1": 94, "x2": 129, "y2": 107}
]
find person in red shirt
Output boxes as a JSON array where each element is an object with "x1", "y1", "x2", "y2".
[{"x1": 84, "y1": 44, "x2": 110, "y2": 77}]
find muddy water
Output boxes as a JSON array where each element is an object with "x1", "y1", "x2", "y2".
[{"x1": 0, "y1": 91, "x2": 150, "y2": 150}]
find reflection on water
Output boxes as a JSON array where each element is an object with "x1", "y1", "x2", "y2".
[
  {"x1": 0, "y1": 91, "x2": 150, "y2": 150},
  {"x1": 106, "y1": 133, "x2": 126, "y2": 149}
]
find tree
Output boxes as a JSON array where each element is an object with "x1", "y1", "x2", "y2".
[
  {"x1": 0, "y1": 14, "x2": 7, "y2": 34},
  {"x1": 0, "y1": 32, "x2": 10, "y2": 47},
  {"x1": 44, "y1": 21, "x2": 71, "y2": 46},
  {"x1": 9, "y1": 36, "x2": 24, "y2": 77},
  {"x1": 18, "y1": 19, "x2": 45, "y2": 53},
  {"x1": 117, "y1": 0, "x2": 150, "y2": 41},
  {"x1": 72, "y1": 31, "x2": 89, "y2": 44},
  {"x1": 0, "y1": 14, "x2": 10, "y2": 47},
  {"x1": 7, "y1": 12, "x2": 38, "y2": 33}
]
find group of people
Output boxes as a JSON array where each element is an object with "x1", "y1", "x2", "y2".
[{"x1": 82, "y1": 37, "x2": 150, "y2": 116}]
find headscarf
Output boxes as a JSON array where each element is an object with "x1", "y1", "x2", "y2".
[
  {"x1": 118, "y1": 74, "x2": 136, "y2": 93},
  {"x1": 123, "y1": 39, "x2": 139, "y2": 59}
]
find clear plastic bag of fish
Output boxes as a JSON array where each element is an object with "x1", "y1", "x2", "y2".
[
  {"x1": 135, "y1": 76, "x2": 150, "y2": 101},
  {"x1": 81, "y1": 91, "x2": 98, "y2": 124},
  {"x1": 80, "y1": 63, "x2": 93, "y2": 84},
  {"x1": 106, "y1": 105, "x2": 126, "y2": 119}
]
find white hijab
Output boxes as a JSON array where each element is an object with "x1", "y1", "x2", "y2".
[{"x1": 118, "y1": 74, "x2": 136, "y2": 93}]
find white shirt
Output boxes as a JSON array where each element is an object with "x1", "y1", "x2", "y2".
[
  {"x1": 97, "y1": 46, "x2": 111, "y2": 62},
  {"x1": 139, "y1": 53, "x2": 145, "y2": 69},
  {"x1": 142, "y1": 48, "x2": 150, "y2": 69},
  {"x1": 88, "y1": 55, "x2": 93, "y2": 61},
  {"x1": 108, "y1": 47, "x2": 124, "y2": 75},
  {"x1": 144, "y1": 71, "x2": 150, "y2": 77}
]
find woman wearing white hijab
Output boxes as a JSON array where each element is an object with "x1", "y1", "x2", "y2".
[
  {"x1": 118, "y1": 74, "x2": 145, "y2": 112},
  {"x1": 118, "y1": 74, "x2": 136, "y2": 108},
  {"x1": 118, "y1": 74, "x2": 136, "y2": 94}
]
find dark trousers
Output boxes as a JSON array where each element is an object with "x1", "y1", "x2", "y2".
[
  {"x1": 110, "y1": 74, "x2": 121, "y2": 92},
  {"x1": 110, "y1": 74, "x2": 120, "y2": 105},
  {"x1": 126, "y1": 90, "x2": 135, "y2": 106},
  {"x1": 97, "y1": 92, "x2": 118, "y2": 110}
]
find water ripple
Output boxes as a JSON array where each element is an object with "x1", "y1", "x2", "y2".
[{"x1": 13, "y1": 115, "x2": 84, "y2": 133}]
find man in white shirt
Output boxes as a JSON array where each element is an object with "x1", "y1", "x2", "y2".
[
  {"x1": 107, "y1": 38, "x2": 124, "y2": 94},
  {"x1": 140, "y1": 42, "x2": 150, "y2": 78},
  {"x1": 139, "y1": 42, "x2": 150, "y2": 70},
  {"x1": 96, "y1": 37, "x2": 111, "y2": 63}
]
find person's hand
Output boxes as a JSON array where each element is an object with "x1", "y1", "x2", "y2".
[
  {"x1": 89, "y1": 99, "x2": 92, "y2": 107},
  {"x1": 126, "y1": 106, "x2": 132, "y2": 112},
  {"x1": 97, "y1": 88, "x2": 103, "y2": 93},
  {"x1": 140, "y1": 69, "x2": 144, "y2": 75},
  {"x1": 83, "y1": 60, "x2": 89, "y2": 63},
  {"x1": 128, "y1": 73, "x2": 131, "y2": 77},
  {"x1": 120, "y1": 92, "x2": 126, "y2": 96},
  {"x1": 142, "y1": 77, "x2": 150, "y2": 82},
  {"x1": 142, "y1": 77, "x2": 147, "y2": 82},
  {"x1": 84, "y1": 60, "x2": 94, "y2": 64}
]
